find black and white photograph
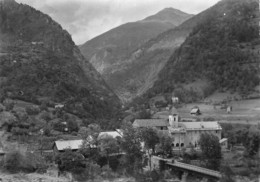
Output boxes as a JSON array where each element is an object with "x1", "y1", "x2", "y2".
[{"x1": 0, "y1": 0, "x2": 259, "y2": 181}]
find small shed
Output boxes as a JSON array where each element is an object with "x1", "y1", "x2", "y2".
[
  {"x1": 226, "y1": 106, "x2": 232, "y2": 114},
  {"x1": 190, "y1": 107, "x2": 201, "y2": 115},
  {"x1": 219, "y1": 138, "x2": 228, "y2": 151}
]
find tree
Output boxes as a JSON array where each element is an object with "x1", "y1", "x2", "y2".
[
  {"x1": 99, "y1": 136, "x2": 120, "y2": 168},
  {"x1": 220, "y1": 163, "x2": 235, "y2": 182},
  {"x1": 4, "y1": 151, "x2": 24, "y2": 172},
  {"x1": 136, "y1": 109, "x2": 151, "y2": 119},
  {"x1": 55, "y1": 149, "x2": 85, "y2": 173},
  {"x1": 139, "y1": 127, "x2": 159, "y2": 154},
  {"x1": 243, "y1": 126, "x2": 260, "y2": 157},
  {"x1": 138, "y1": 127, "x2": 159, "y2": 171},
  {"x1": 79, "y1": 124, "x2": 101, "y2": 161},
  {"x1": 120, "y1": 122, "x2": 144, "y2": 175},
  {"x1": 67, "y1": 119, "x2": 79, "y2": 133},
  {"x1": 199, "y1": 133, "x2": 222, "y2": 170},
  {"x1": 156, "y1": 131, "x2": 173, "y2": 157}
]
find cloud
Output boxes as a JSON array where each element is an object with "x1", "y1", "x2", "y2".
[{"x1": 16, "y1": 0, "x2": 220, "y2": 45}]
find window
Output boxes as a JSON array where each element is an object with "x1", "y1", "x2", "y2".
[
  {"x1": 216, "y1": 131, "x2": 218, "y2": 134},
  {"x1": 176, "y1": 143, "x2": 179, "y2": 147},
  {"x1": 161, "y1": 127, "x2": 163, "y2": 130},
  {"x1": 181, "y1": 143, "x2": 184, "y2": 147}
]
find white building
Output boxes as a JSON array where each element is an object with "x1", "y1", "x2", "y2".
[{"x1": 133, "y1": 114, "x2": 222, "y2": 149}]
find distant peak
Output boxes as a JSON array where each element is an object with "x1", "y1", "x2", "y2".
[
  {"x1": 156, "y1": 7, "x2": 191, "y2": 16},
  {"x1": 160, "y1": 7, "x2": 180, "y2": 12},
  {"x1": 142, "y1": 7, "x2": 192, "y2": 26}
]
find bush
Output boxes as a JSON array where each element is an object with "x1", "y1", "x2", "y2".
[
  {"x1": 4, "y1": 151, "x2": 24, "y2": 172},
  {"x1": 4, "y1": 102, "x2": 14, "y2": 111},
  {"x1": 55, "y1": 150, "x2": 85, "y2": 172},
  {"x1": 3, "y1": 151, "x2": 46, "y2": 173},
  {"x1": 25, "y1": 106, "x2": 40, "y2": 115}
]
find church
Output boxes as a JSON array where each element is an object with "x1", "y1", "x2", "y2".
[{"x1": 133, "y1": 113, "x2": 222, "y2": 149}]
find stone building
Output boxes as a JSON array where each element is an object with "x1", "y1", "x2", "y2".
[{"x1": 133, "y1": 114, "x2": 222, "y2": 149}]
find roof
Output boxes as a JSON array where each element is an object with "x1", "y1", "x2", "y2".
[
  {"x1": 54, "y1": 139, "x2": 83, "y2": 151},
  {"x1": 219, "y1": 138, "x2": 228, "y2": 143},
  {"x1": 190, "y1": 108, "x2": 200, "y2": 114},
  {"x1": 178, "y1": 122, "x2": 222, "y2": 130},
  {"x1": 150, "y1": 95, "x2": 167, "y2": 103},
  {"x1": 98, "y1": 131, "x2": 122, "y2": 140},
  {"x1": 170, "y1": 107, "x2": 178, "y2": 115},
  {"x1": 133, "y1": 119, "x2": 169, "y2": 128}
]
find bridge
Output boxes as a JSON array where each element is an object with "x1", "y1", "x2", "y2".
[
  {"x1": 166, "y1": 160, "x2": 221, "y2": 179},
  {"x1": 152, "y1": 156, "x2": 222, "y2": 180}
]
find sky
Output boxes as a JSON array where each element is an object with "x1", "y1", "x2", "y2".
[{"x1": 16, "y1": 0, "x2": 220, "y2": 45}]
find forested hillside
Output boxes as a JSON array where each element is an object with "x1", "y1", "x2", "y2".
[
  {"x1": 147, "y1": 0, "x2": 259, "y2": 101},
  {"x1": 0, "y1": 0, "x2": 121, "y2": 120}
]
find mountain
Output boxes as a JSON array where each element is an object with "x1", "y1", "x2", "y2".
[
  {"x1": 146, "y1": 0, "x2": 259, "y2": 102},
  {"x1": 0, "y1": 0, "x2": 120, "y2": 120},
  {"x1": 103, "y1": 7, "x2": 209, "y2": 101},
  {"x1": 79, "y1": 8, "x2": 192, "y2": 100}
]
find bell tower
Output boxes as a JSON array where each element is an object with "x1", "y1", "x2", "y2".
[{"x1": 169, "y1": 114, "x2": 179, "y2": 128}]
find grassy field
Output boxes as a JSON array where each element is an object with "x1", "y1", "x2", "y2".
[{"x1": 175, "y1": 98, "x2": 260, "y2": 125}]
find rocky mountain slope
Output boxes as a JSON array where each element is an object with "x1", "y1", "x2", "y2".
[
  {"x1": 0, "y1": 0, "x2": 120, "y2": 119},
  {"x1": 146, "y1": 0, "x2": 259, "y2": 102},
  {"x1": 79, "y1": 8, "x2": 192, "y2": 100},
  {"x1": 107, "y1": 7, "x2": 212, "y2": 101}
]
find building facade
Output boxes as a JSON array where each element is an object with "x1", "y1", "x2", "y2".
[{"x1": 133, "y1": 114, "x2": 222, "y2": 149}]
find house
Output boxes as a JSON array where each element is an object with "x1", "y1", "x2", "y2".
[
  {"x1": 219, "y1": 138, "x2": 228, "y2": 151},
  {"x1": 98, "y1": 130, "x2": 123, "y2": 140},
  {"x1": 149, "y1": 95, "x2": 167, "y2": 108},
  {"x1": 133, "y1": 114, "x2": 222, "y2": 149},
  {"x1": 133, "y1": 119, "x2": 169, "y2": 130},
  {"x1": 55, "y1": 104, "x2": 64, "y2": 109},
  {"x1": 53, "y1": 139, "x2": 83, "y2": 154},
  {"x1": 172, "y1": 97, "x2": 179, "y2": 104},
  {"x1": 41, "y1": 140, "x2": 55, "y2": 156},
  {"x1": 190, "y1": 107, "x2": 201, "y2": 115},
  {"x1": 226, "y1": 106, "x2": 232, "y2": 114}
]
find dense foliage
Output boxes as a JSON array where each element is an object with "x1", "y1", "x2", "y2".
[
  {"x1": 0, "y1": 0, "x2": 122, "y2": 128},
  {"x1": 222, "y1": 123, "x2": 260, "y2": 157},
  {"x1": 148, "y1": 0, "x2": 259, "y2": 98},
  {"x1": 199, "y1": 133, "x2": 222, "y2": 170}
]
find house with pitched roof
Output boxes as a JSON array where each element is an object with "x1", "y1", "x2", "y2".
[
  {"x1": 53, "y1": 137, "x2": 96, "y2": 156},
  {"x1": 98, "y1": 130, "x2": 123, "y2": 140}
]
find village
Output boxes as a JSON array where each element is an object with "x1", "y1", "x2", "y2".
[
  {"x1": 0, "y1": 0, "x2": 260, "y2": 181},
  {"x1": 0, "y1": 93, "x2": 259, "y2": 182}
]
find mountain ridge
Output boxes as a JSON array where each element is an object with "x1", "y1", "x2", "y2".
[
  {"x1": 0, "y1": 0, "x2": 121, "y2": 120},
  {"x1": 79, "y1": 7, "x2": 192, "y2": 102},
  {"x1": 145, "y1": 0, "x2": 260, "y2": 102}
]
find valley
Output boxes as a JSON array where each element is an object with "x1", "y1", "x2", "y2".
[{"x1": 0, "y1": 0, "x2": 259, "y2": 181}]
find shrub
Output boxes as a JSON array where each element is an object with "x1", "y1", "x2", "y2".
[
  {"x1": 4, "y1": 102, "x2": 14, "y2": 111},
  {"x1": 39, "y1": 102, "x2": 48, "y2": 111},
  {"x1": 25, "y1": 106, "x2": 40, "y2": 115},
  {"x1": 55, "y1": 150, "x2": 85, "y2": 172},
  {"x1": 4, "y1": 151, "x2": 23, "y2": 172},
  {"x1": 3, "y1": 150, "x2": 46, "y2": 173}
]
